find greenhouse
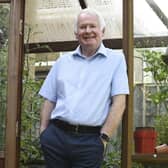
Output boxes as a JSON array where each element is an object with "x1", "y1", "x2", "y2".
[{"x1": 0, "y1": 0, "x2": 168, "y2": 168}]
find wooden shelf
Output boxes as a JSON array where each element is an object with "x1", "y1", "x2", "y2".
[{"x1": 132, "y1": 153, "x2": 168, "y2": 164}]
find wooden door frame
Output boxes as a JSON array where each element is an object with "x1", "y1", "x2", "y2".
[
  {"x1": 121, "y1": 0, "x2": 134, "y2": 167},
  {"x1": 4, "y1": 0, "x2": 25, "y2": 168},
  {"x1": 2, "y1": 0, "x2": 133, "y2": 167}
]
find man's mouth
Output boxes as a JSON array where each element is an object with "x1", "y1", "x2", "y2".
[{"x1": 84, "y1": 36, "x2": 95, "y2": 40}]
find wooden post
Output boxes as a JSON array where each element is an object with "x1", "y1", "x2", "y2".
[
  {"x1": 5, "y1": 0, "x2": 25, "y2": 168},
  {"x1": 121, "y1": 0, "x2": 134, "y2": 168}
]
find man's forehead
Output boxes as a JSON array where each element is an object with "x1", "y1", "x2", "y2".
[
  {"x1": 78, "y1": 14, "x2": 99, "y2": 24},
  {"x1": 79, "y1": 13, "x2": 98, "y2": 19}
]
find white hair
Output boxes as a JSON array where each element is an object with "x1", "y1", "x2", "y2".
[{"x1": 74, "y1": 8, "x2": 106, "y2": 33}]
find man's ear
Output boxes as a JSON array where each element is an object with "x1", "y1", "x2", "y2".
[
  {"x1": 102, "y1": 28, "x2": 105, "y2": 35},
  {"x1": 74, "y1": 32, "x2": 78, "y2": 40}
]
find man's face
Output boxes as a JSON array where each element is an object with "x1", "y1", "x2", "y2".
[{"x1": 75, "y1": 13, "x2": 104, "y2": 50}]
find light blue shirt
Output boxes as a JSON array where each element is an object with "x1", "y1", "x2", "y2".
[{"x1": 39, "y1": 43, "x2": 129, "y2": 126}]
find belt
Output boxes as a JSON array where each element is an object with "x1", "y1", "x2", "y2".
[{"x1": 51, "y1": 119, "x2": 101, "y2": 134}]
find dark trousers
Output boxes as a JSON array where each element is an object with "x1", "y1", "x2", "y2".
[{"x1": 40, "y1": 122, "x2": 104, "y2": 168}]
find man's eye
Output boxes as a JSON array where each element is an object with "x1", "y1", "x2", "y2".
[
  {"x1": 80, "y1": 26, "x2": 86, "y2": 29},
  {"x1": 90, "y1": 25, "x2": 96, "y2": 28}
]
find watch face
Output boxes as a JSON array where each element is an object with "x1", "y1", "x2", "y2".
[{"x1": 100, "y1": 133, "x2": 110, "y2": 142}]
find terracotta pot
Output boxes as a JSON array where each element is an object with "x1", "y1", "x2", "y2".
[{"x1": 134, "y1": 127, "x2": 157, "y2": 154}]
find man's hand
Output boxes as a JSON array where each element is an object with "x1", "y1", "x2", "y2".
[
  {"x1": 40, "y1": 126, "x2": 47, "y2": 135},
  {"x1": 100, "y1": 137, "x2": 107, "y2": 149}
]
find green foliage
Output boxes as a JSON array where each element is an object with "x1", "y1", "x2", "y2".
[
  {"x1": 101, "y1": 139, "x2": 121, "y2": 168},
  {"x1": 0, "y1": 5, "x2": 9, "y2": 46},
  {"x1": 20, "y1": 78, "x2": 43, "y2": 164},
  {"x1": 143, "y1": 50, "x2": 168, "y2": 112},
  {"x1": 154, "y1": 114, "x2": 168, "y2": 145},
  {"x1": 20, "y1": 23, "x2": 55, "y2": 166},
  {"x1": 101, "y1": 138, "x2": 144, "y2": 168},
  {"x1": 0, "y1": 45, "x2": 8, "y2": 151},
  {"x1": 0, "y1": 3, "x2": 9, "y2": 152},
  {"x1": 20, "y1": 55, "x2": 44, "y2": 165}
]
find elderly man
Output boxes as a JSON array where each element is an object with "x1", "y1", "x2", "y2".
[{"x1": 39, "y1": 8, "x2": 129, "y2": 168}]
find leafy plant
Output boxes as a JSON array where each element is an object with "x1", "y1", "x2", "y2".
[
  {"x1": 0, "y1": 5, "x2": 9, "y2": 47},
  {"x1": 20, "y1": 75, "x2": 44, "y2": 165},
  {"x1": 0, "y1": 4, "x2": 9, "y2": 151},
  {"x1": 0, "y1": 45, "x2": 8, "y2": 151},
  {"x1": 101, "y1": 139, "x2": 121, "y2": 168},
  {"x1": 154, "y1": 114, "x2": 168, "y2": 145},
  {"x1": 143, "y1": 50, "x2": 168, "y2": 112},
  {"x1": 101, "y1": 138, "x2": 143, "y2": 168}
]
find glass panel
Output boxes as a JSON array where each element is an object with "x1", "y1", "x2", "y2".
[
  {"x1": 25, "y1": 0, "x2": 81, "y2": 43},
  {"x1": 134, "y1": 0, "x2": 168, "y2": 37},
  {"x1": 25, "y1": 0, "x2": 168, "y2": 44},
  {"x1": 0, "y1": 3, "x2": 10, "y2": 152},
  {"x1": 86, "y1": 0, "x2": 123, "y2": 39},
  {"x1": 155, "y1": 0, "x2": 168, "y2": 17},
  {"x1": 25, "y1": 0, "x2": 123, "y2": 43}
]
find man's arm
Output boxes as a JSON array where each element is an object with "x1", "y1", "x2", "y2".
[
  {"x1": 40, "y1": 99, "x2": 56, "y2": 134},
  {"x1": 101, "y1": 94, "x2": 126, "y2": 138}
]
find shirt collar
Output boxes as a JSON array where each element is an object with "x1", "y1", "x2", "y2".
[{"x1": 72, "y1": 43, "x2": 109, "y2": 59}]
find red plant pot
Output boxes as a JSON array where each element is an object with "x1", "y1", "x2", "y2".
[{"x1": 134, "y1": 127, "x2": 157, "y2": 154}]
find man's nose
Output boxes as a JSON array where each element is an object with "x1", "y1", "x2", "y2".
[{"x1": 85, "y1": 26, "x2": 91, "y2": 33}]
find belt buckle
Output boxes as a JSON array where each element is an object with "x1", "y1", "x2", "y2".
[{"x1": 75, "y1": 125, "x2": 79, "y2": 133}]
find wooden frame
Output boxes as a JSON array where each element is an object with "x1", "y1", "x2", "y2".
[
  {"x1": 121, "y1": 0, "x2": 134, "y2": 168},
  {"x1": 2, "y1": 0, "x2": 134, "y2": 167},
  {"x1": 4, "y1": 0, "x2": 25, "y2": 168}
]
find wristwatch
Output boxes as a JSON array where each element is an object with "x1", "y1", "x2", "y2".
[{"x1": 100, "y1": 133, "x2": 110, "y2": 142}]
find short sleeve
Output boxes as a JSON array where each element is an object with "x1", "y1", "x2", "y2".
[
  {"x1": 111, "y1": 53, "x2": 130, "y2": 96},
  {"x1": 38, "y1": 61, "x2": 59, "y2": 102}
]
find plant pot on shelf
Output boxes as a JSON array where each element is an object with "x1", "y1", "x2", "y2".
[{"x1": 134, "y1": 127, "x2": 157, "y2": 154}]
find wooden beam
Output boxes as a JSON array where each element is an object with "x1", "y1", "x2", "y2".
[
  {"x1": 132, "y1": 154, "x2": 168, "y2": 164},
  {"x1": 146, "y1": 0, "x2": 168, "y2": 29},
  {"x1": 78, "y1": 0, "x2": 87, "y2": 9},
  {"x1": 24, "y1": 38, "x2": 122, "y2": 53},
  {"x1": 0, "y1": 0, "x2": 10, "y2": 3},
  {"x1": 134, "y1": 36, "x2": 168, "y2": 48},
  {"x1": 5, "y1": 0, "x2": 25, "y2": 168},
  {"x1": 121, "y1": 0, "x2": 134, "y2": 168},
  {"x1": 24, "y1": 36, "x2": 168, "y2": 54}
]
